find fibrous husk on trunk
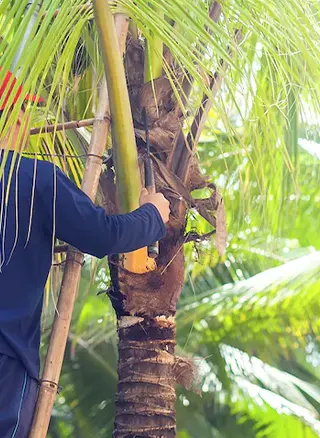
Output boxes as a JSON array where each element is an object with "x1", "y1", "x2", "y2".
[
  {"x1": 98, "y1": 31, "x2": 230, "y2": 436},
  {"x1": 141, "y1": 154, "x2": 227, "y2": 255},
  {"x1": 122, "y1": 19, "x2": 240, "y2": 259},
  {"x1": 117, "y1": 227, "x2": 185, "y2": 317},
  {"x1": 123, "y1": 34, "x2": 228, "y2": 254}
]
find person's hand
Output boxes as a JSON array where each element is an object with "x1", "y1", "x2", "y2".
[{"x1": 139, "y1": 188, "x2": 170, "y2": 224}]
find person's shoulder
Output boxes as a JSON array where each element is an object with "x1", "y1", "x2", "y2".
[
  {"x1": 19, "y1": 155, "x2": 52, "y2": 166},
  {"x1": 20, "y1": 155, "x2": 50, "y2": 173},
  {"x1": 20, "y1": 157, "x2": 77, "y2": 194},
  {"x1": 19, "y1": 156, "x2": 62, "y2": 185}
]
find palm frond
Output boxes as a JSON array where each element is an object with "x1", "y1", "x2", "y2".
[{"x1": 178, "y1": 252, "x2": 320, "y2": 355}]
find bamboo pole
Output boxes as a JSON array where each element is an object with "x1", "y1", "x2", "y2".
[
  {"x1": 92, "y1": 0, "x2": 155, "y2": 275},
  {"x1": 30, "y1": 117, "x2": 98, "y2": 135},
  {"x1": 54, "y1": 244, "x2": 68, "y2": 254},
  {"x1": 93, "y1": 0, "x2": 141, "y2": 214},
  {"x1": 29, "y1": 14, "x2": 130, "y2": 438}
]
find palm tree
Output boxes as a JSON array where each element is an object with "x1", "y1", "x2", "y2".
[
  {"x1": 45, "y1": 113, "x2": 320, "y2": 436},
  {"x1": 43, "y1": 249, "x2": 320, "y2": 437},
  {"x1": 42, "y1": 118, "x2": 320, "y2": 434},
  {"x1": 1, "y1": 0, "x2": 320, "y2": 436}
]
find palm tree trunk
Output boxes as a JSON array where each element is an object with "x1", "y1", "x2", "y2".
[
  {"x1": 114, "y1": 316, "x2": 176, "y2": 438},
  {"x1": 97, "y1": 2, "x2": 229, "y2": 436},
  {"x1": 102, "y1": 218, "x2": 187, "y2": 437}
]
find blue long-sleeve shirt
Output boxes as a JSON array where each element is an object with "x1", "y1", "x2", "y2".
[{"x1": 0, "y1": 151, "x2": 166, "y2": 378}]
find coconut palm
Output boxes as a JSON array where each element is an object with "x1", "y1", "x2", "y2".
[
  {"x1": 43, "y1": 248, "x2": 320, "y2": 438},
  {"x1": 1, "y1": 0, "x2": 320, "y2": 436},
  {"x1": 44, "y1": 133, "x2": 320, "y2": 438}
]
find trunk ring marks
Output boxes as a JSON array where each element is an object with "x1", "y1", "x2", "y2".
[{"x1": 114, "y1": 316, "x2": 177, "y2": 438}]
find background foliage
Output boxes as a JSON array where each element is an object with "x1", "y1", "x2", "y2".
[{"x1": 1, "y1": 0, "x2": 320, "y2": 436}]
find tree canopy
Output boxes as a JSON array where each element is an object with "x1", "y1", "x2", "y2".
[{"x1": 1, "y1": 0, "x2": 320, "y2": 437}]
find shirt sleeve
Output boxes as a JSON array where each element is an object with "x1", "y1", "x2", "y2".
[{"x1": 40, "y1": 165, "x2": 166, "y2": 258}]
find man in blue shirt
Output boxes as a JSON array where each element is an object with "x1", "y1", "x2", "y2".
[{"x1": 0, "y1": 71, "x2": 169, "y2": 437}]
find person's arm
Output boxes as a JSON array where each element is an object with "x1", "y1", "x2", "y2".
[{"x1": 40, "y1": 165, "x2": 167, "y2": 258}]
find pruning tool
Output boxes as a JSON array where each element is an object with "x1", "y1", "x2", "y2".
[{"x1": 142, "y1": 107, "x2": 159, "y2": 259}]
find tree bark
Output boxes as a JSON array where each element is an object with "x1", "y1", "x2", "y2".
[
  {"x1": 97, "y1": 4, "x2": 229, "y2": 436},
  {"x1": 114, "y1": 316, "x2": 176, "y2": 438}
]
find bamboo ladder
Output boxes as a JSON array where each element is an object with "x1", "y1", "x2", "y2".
[{"x1": 29, "y1": 4, "x2": 143, "y2": 436}]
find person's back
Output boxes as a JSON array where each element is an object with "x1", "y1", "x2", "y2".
[
  {"x1": 0, "y1": 73, "x2": 170, "y2": 438},
  {"x1": 0, "y1": 151, "x2": 168, "y2": 378},
  {"x1": 0, "y1": 152, "x2": 53, "y2": 379}
]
